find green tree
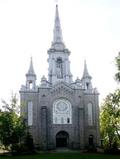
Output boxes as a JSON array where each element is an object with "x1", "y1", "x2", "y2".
[
  {"x1": 100, "y1": 90, "x2": 120, "y2": 149},
  {"x1": 24, "y1": 131, "x2": 34, "y2": 152},
  {"x1": 115, "y1": 52, "x2": 120, "y2": 82},
  {"x1": 0, "y1": 95, "x2": 26, "y2": 150}
]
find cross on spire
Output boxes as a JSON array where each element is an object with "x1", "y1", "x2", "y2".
[{"x1": 55, "y1": 0, "x2": 59, "y2": 5}]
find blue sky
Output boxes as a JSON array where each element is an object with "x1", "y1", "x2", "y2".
[{"x1": 0, "y1": 0, "x2": 119, "y2": 106}]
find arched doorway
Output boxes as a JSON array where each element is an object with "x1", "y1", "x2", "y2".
[
  {"x1": 89, "y1": 135, "x2": 94, "y2": 146},
  {"x1": 56, "y1": 131, "x2": 69, "y2": 148}
]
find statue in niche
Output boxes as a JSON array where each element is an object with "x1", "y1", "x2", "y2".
[{"x1": 56, "y1": 58, "x2": 63, "y2": 78}]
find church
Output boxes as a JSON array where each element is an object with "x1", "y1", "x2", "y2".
[{"x1": 20, "y1": 5, "x2": 100, "y2": 150}]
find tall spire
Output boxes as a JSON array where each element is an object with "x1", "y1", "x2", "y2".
[
  {"x1": 82, "y1": 60, "x2": 91, "y2": 78},
  {"x1": 53, "y1": 5, "x2": 63, "y2": 43},
  {"x1": 27, "y1": 57, "x2": 35, "y2": 75}
]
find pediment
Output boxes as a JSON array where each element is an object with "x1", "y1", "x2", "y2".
[{"x1": 50, "y1": 81, "x2": 74, "y2": 95}]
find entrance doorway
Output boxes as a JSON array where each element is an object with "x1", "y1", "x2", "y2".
[
  {"x1": 56, "y1": 131, "x2": 69, "y2": 148},
  {"x1": 89, "y1": 135, "x2": 94, "y2": 146}
]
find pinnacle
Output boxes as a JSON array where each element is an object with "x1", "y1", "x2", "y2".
[
  {"x1": 82, "y1": 60, "x2": 91, "y2": 78},
  {"x1": 27, "y1": 57, "x2": 35, "y2": 75}
]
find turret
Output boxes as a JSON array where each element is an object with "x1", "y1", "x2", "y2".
[
  {"x1": 26, "y1": 57, "x2": 36, "y2": 90},
  {"x1": 41, "y1": 75, "x2": 48, "y2": 87},
  {"x1": 81, "y1": 60, "x2": 92, "y2": 90}
]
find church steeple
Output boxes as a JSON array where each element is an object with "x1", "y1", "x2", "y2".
[
  {"x1": 47, "y1": 5, "x2": 72, "y2": 85},
  {"x1": 53, "y1": 5, "x2": 63, "y2": 44}
]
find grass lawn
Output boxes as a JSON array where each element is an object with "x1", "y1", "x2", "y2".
[{"x1": 0, "y1": 153, "x2": 120, "y2": 159}]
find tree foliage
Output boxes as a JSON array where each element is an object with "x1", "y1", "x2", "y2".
[
  {"x1": 24, "y1": 131, "x2": 34, "y2": 152},
  {"x1": 0, "y1": 94, "x2": 26, "y2": 150},
  {"x1": 100, "y1": 89, "x2": 120, "y2": 149},
  {"x1": 115, "y1": 52, "x2": 120, "y2": 82}
]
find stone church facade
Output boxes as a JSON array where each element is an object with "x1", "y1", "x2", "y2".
[{"x1": 20, "y1": 5, "x2": 100, "y2": 150}]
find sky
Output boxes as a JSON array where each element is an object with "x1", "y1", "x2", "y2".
[{"x1": 0, "y1": 0, "x2": 119, "y2": 107}]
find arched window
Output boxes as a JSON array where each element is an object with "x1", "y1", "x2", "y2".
[
  {"x1": 29, "y1": 81, "x2": 33, "y2": 89},
  {"x1": 87, "y1": 103, "x2": 93, "y2": 126},
  {"x1": 53, "y1": 99, "x2": 72, "y2": 124},
  {"x1": 86, "y1": 82, "x2": 89, "y2": 89},
  {"x1": 56, "y1": 58, "x2": 63, "y2": 78},
  {"x1": 67, "y1": 118, "x2": 70, "y2": 123},
  {"x1": 28, "y1": 101, "x2": 33, "y2": 126}
]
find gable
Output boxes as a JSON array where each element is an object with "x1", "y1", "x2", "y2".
[{"x1": 50, "y1": 81, "x2": 74, "y2": 95}]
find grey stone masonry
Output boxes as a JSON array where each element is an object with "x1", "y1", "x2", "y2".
[{"x1": 20, "y1": 4, "x2": 100, "y2": 150}]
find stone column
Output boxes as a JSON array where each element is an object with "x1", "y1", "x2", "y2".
[{"x1": 41, "y1": 106, "x2": 47, "y2": 150}]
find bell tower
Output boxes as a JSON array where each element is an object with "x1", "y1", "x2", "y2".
[{"x1": 47, "y1": 5, "x2": 72, "y2": 85}]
